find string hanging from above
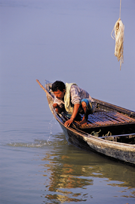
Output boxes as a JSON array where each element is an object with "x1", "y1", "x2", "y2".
[{"x1": 111, "y1": 0, "x2": 124, "y2": 70}]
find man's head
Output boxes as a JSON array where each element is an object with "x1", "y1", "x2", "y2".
[{"x1": 52, "y1": 81, "x2": 65, "y2": 100}]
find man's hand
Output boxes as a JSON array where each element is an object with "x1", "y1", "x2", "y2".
[
  {"x1": 64, "y1": 104, "x2": 80, "y2": 127},
  {"x1": 64, "y1": 118, "x2": 74, "y2": 127}
]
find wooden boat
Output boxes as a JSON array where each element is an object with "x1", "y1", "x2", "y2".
[{"x1": 36, "y1": 79, "x2": 135, "y2": 165}]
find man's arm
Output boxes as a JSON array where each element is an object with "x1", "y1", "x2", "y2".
[{"x1": 64, "y1": 103, "x2": 80, "y2": 127}]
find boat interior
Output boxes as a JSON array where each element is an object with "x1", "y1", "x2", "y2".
[{"x1": 74, "y1": 108, "x2": 135, "y2": 144}]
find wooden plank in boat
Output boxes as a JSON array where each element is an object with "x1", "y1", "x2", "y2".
[
  {"x1": 105, "y1": 112, "x2": 127, "y2": 123},
  {"x1": 93, "y1": 112, "x2": 116, "y2": 125},
  {"x1": 80, "y1": 111, "x2": 135, "y2": 129}
]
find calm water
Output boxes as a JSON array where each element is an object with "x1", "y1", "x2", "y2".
[{"x1": 0, "y1": 0, "x2": 135, "y2": 203}]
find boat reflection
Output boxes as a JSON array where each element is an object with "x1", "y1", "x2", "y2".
[{"x1": 41, "y1": 133, "x2": 135, "y2": 203}]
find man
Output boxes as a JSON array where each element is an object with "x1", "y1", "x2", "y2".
[{"x1": 52, "y1": 81, "x2": 95, "y2": 127}]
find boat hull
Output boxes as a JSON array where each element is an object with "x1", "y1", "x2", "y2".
[{"x1": 58, "y1": 118, "x2": 135, "y2": 165}]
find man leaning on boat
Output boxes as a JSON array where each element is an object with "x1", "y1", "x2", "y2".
[{"x1": 51, "y1": 81, "x2": 96, "y2": 127}]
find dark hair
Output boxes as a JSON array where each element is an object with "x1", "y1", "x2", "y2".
[{"x1": 52, "y1": 81, "x2": 65, "y2": 92}]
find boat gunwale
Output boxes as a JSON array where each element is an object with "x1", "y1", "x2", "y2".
[{"x1": 93, "y1": 98, "x2": 135, "y2": 118}]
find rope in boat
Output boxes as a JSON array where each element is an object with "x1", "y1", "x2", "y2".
[{"x1": 111, "y1": 0, "x2": 124, "y2": 70}]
